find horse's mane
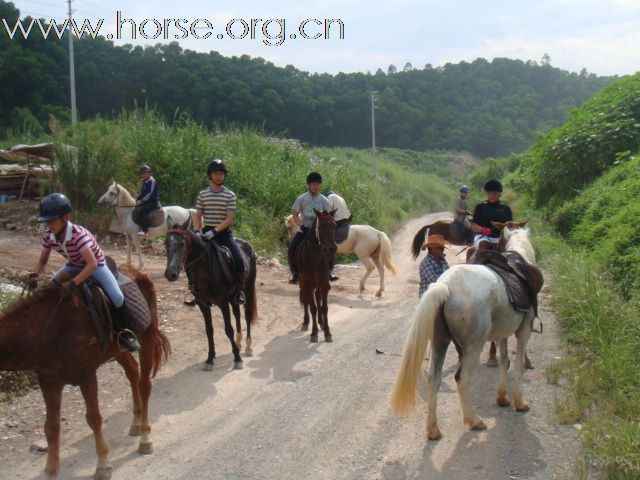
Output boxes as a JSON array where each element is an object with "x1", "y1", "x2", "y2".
[
  {"x1": 114, "y1": 183, "x2": 136, "y2": 206},
  {"x1": 0, "y1": 284, "x2": 58, "y2": 322},
  {"x1": 505, "y1": 228, "x2": 535, "y2": 264}
]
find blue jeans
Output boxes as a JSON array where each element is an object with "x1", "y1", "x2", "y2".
[{"x1": 53, "y1": 264, "x2": 124, "y2": 307}]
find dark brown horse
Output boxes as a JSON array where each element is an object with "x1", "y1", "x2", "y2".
[
  {"x1": 0, "y1": 265, "x2": 171, "y2": 479},
  {"x1": 411, "y1": 219, "x2": 474, "y2": 260},
  {"x1": 164, "y1": 224, "x2": 257, "y2": 370},
  {"x1": 295, "y1": 209, "x2": 337, "y2": 342}
]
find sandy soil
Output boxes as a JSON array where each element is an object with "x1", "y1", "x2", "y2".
[{"x1": 0, "y1": 212, "x2": 581, "y2": 479}]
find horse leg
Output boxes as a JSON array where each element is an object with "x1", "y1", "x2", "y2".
[
  {"x1": 220, "y1": 303, "x2": 243, "y2": 369},
  {"x1": 487, "y1": 341, "x2": 498, "y2": 367},
  {"x1": 78, "y1": 373, "x2": 113, "y2": 480},
  {"x1": 370, "y1": 250, "x2": 385, "y2": 297},
  {"x1": 232, "y1": 303, "x2": 243, "y2": 353},
  {"x1": 37, "y1": 376, "x2": 64, "y2": 479},
  {"x1": 319, "y1": 287, "x2": 332, "y2": 342},
  {"x1": 455, "y1": 345, "x2": 487, "y2": 431},
  {"x1": 125, "y1": 234, "x2": 132, "y2": 265},
  {"x1": 496, "y1": 338, "x2": 511, "y2": 407},
  {"x1": 357, "y1": 253, "x2": 376, "y2": 294},
  {"x1": 133, "y1": 233, "x2": 144, "y2": 269},
  {"x1": 114, "y1": 353, "x2": 142, "y2": 436},
  {"x1": 513, "y1": 321, "x2": 533, "y2": 411},
  {"x1": 309, "y1": 289, "x2": 319, "y2": 343},
  {"x1": 198, "y1": 302, "x2": 216, "y2": 371},
  {"x1": 136, "y1": 330, "x2": 155, "y2": 454},
  {"x1": 426, "y1": 329, "x2": 450, "y2": 440}
]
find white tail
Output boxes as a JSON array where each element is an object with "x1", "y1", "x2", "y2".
[
  {"x1": 390, "y1": 283, "x2": 449, "y2": 416},
  {"x1": 378, "y1": 231, "x2": 397, "y2": 276}
]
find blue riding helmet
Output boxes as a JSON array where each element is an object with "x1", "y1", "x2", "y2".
[
  {"x1": 460, "y1": 185, "x2": 470, "y2": 193},
  {"x1": 37, "y1": 193, "x2": 71, "y2": 222}
]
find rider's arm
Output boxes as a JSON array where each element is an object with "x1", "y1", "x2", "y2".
[
  {"x1": 216, "y1": 210, "x2": 235, "y2": 233},
  {"x1": 292, "y1": 210, "x2": 302, "y2": 227},
  {"x1": 33, "y1": 248, "x2": 51, "y2": 275},
  {"x1": 71, "y1": 249, "x2": 98, "y2": 286},
  {"x1": 193, "y1": 210, "x2": 204, "y2": 231}
]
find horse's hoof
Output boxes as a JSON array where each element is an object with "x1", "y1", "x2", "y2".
[
  {"x1": 427, "y1": 426, "x2": 442, "y2": 440},
  {"x1": 301, "y1": 324, "x2": 309, "y2": 332},
  {"x1": 203, "y1": 363, "x2": 214, "y2": 372},
  {"x1": 129, "y1": 424, "x2": 141, "y2": 436},
  {"x1": 486, "y1": 357, "x2": 499, "y2": 367},
  {"x1": 244, "y1": 348, "x2": 253, "y2": 357},
  {"x1": 94, "y1": 466, "x2": 113, "y2": 480},
  {"x1": 496, "y1": 396, "x2": 511, "y2": 407},
  {"x1": 138, "y1": 442, "x2": 153, "y2": 455},
  {"x1": 310, "y1": 335, "x2": 318, "y2": 343},
  {"x1": 469, "y1": 419, "x2": 487, "y2": 431},
  {"x1": 375, "y1": 291, "x2": 382, "y2": 297},
  {"x1": 525, "y1": 359, "x2": 534, "y2": 370},
  {"x1": 233, "y1": 361, "x2": 243, "y2": 370},
  {"x1": 516, "y1": 403, "x2": 530, "y2": 412},
  {"x1": 324, "y1": 335, "x2": 333, "y2": 343}
]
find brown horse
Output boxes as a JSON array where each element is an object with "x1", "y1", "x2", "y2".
[
  {"x1": 411, "y1": 220, "x2": 474, "y2": 260},
  {"x1": 295, "y1": 209, "x2": 337, "y2": 342},
  {"x1": 0, "y1": 265, "x2": 171, "y2": 479}
]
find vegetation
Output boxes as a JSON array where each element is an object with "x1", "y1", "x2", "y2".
[{"x1": 0, "y1": 0, "x2": 614, "y2": 158}]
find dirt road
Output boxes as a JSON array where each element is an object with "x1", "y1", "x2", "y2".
[{"x1": 0, "y1": 213, "x2": 580, "y2": 479}]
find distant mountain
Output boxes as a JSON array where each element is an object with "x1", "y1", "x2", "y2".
[{"x1": 0, "y1": 0, "x2": 616, "y2": 157}]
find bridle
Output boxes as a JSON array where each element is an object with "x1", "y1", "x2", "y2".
[{"x1": 308, "y1": 213, "x2": 336, "y2": 254}]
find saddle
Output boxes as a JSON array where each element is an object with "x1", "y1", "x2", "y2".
[
  {"x1": 472, "y1": 250, "x2": 544, "y2": 317},
  {"x1": 79, "y1": 257, "x2": 151, "y2": 352},
  {"x1": 335, "y1": 215, "x2": 352, "y2": 244},
  {"x1": 206, "y1": 238, "x2": 250, "y2": 285},
  {"x1": 132, "y1": 205, "x2": 163, "y2": 228},
  {"x1": 451, "y1": 219, "x2": 470, "y2": 244}
]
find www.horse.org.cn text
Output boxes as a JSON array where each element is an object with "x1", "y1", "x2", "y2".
[{"x1": 1, "y1": 13, "x2": 346, "y2": 46}]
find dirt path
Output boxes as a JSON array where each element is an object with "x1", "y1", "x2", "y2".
[{"x1": 0, "y1": 213, "x2": 580, "y2": 479}]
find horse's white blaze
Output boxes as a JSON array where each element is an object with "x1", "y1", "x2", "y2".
[{"x1": 98, "y1": 182, "x2": 195, "y2": 268}]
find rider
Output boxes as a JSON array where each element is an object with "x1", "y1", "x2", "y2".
[
  {"x1": 324, "y1": 190, "x2": 352, "y2": 282},
  {"x1": 30, "y1": 193, "x2": 140, "y2": 352},
  {"x1": 454, "y1": 185, "x2": 471, "y2": 229},
  {"x1": 193, "y1": 159, "x2": 246, "y2": 305},
  {"x1": 288, "y1": 172, "x2": 332, "y2": 284},
  {"x1": 468, "y1": 179, "x2": 513, "y2": 261},
  {"x1": 418, "y1": 234, "x2": 449, "y2": 298},
  {"x1": 136, "y1": 164, "x2": 159, "y2": 235}
]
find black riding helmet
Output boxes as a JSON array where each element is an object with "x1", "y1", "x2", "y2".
[
  {"x1": 306, "y1": 172, "x2": 322, "y2": 184},
  {"x1": 139, "y1": 164, "x2": 151, "y2": 173},
  {"x1": 37, "y1": 193, "x2": 71, "y2": 222},
  {"x1": 484, "y1": 179, "x2": 503, "y2": 192},
  {"x1": 207, "y1": 159, "x2": 228, "y2": 176}
]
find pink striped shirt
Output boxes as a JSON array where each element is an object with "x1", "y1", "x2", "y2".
[{"x1": 42, "y1": 222, "x2": 105, "y2": 267}]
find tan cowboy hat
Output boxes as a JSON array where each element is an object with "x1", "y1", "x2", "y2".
[{"x1": 425, "y1": 234, "x2": 446, "y2": 249}]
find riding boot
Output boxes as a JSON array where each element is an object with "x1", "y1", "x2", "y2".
[
  {"x1": 113, "y1": 301, "x2": 140, "y2": 353},
  {"x1": 233, "y1": 276, "x2": 246, "y2": 305}
]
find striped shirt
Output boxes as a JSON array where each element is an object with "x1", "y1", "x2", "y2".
[
  {"x1": 42, "y1": 222, "x2": 105, "y2": 267},
  {"x1": 196, "y1": 186, "x2": 236, "y2": 228}
]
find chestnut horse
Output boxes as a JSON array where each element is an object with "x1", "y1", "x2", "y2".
[
  {"x1": 295, "y1": 209, "x2": 337, "y2": 342},
  {"x1": 0, "y1": 265, "x2": 171, "y2": 479},
  {"x1": 411, "y1": 219, "x2": 474, "y2": 260}
]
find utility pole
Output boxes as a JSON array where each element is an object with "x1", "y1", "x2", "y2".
[
  {"x1": 67, "y1": 0, "x2": 77, "y2": 126},
  {"x1": 370, "y1": 91, "x2": 377, "y2": 175}
]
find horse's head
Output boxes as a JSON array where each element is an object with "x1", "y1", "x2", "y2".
[
  {"x1": 97, "y1": 181, "x2": 120, "y2": 207},
  {"x1": 311, "y1": 208, "x2": 338, "y2": 256},
  {"x1": 492, "y1": 221, "x2": 535, "y2": 263},
  {"x1": 284, "y1": 214, "x2": 298, "y2": 240},
  {"x1": 164, "y1": 215, "x2": 194, "y2": 282}
]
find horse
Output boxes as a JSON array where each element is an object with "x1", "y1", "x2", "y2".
[
  {"x1": 98, "y1": 181, "x2": 196, "y2": 269},
  {"x1": 286, "y1": 214, "x2": 396, "y2": 297},
  {"x1": 295, "y1": 209, "x2": 337, "y2": 342},
  {"x1": 0, "y1": 265, "x2": 171, "y2": 479},
  {"x1": 163, "y1": 219, "x2": 257, "y2": 370},
  {"x1": 391, "y1": 225, "x2": 540, "y2": 439},
  {"x1": 411, "y1": 219, "x2": 474, "y2": 260}
]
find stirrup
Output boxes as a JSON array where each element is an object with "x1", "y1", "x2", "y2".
[
  {"x1": 117, "y1": 329, "x2": 140, "y2": 353},
  {"x1": 233, "y1": 290, "x2": 246, "y2": 305}
]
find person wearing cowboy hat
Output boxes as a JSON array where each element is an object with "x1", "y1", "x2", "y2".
[{"x1": 418, "y1": 234, "x2": 449, "y2": 298}]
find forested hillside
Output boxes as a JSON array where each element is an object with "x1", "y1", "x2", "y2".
[{"x1": 0, "y1": 0, "x2": 614, "y2": 158}]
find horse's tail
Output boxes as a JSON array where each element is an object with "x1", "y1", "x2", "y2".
[
  {"x1": 378, "y1": 231, "x2": 397, "y2": 276},
  {"x1": 244, "y1": 249, "x2": 258, "y2": 326},
  {"x1": 391, "y1": 282, "x2": 449, "y2": 416},
  {"x1": 411, "y1": 225, "x2": 431, "y2": 260}
]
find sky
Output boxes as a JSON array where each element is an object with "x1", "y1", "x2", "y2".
[{"x1": 6, "y1": 0, "x2": 640, "y2": 76}]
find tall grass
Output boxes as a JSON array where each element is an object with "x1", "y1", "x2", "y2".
[{"x1": 530, "y1": 216, "x2": 640, "y2": 479}]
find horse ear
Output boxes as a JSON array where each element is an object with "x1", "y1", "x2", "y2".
[
  {"x1": 313, "y1": 208, "x2": 321, "y2": 217},
  {"x1": 166, "y1": 214, "x2": 174, "y2": 229},
  {"x1": 330, "y1": 208, "x2": 338, "y2": 217},
  {"x1": 516, "y1": 220, "x2": 528, "y2": 227},
  {"x1": 491, "y1": 221, "x2": 506, "y2": 229}
]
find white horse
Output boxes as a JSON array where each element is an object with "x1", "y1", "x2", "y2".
[
  {"x1": 391, "y1": 226, "x2": 540, "y2": 439},
  {"x1": 98, "y1": 181, "x2": 195, "y2": 268},
  {"x1": 285, "y1": 215, "x2": 396, "y2": 297}
]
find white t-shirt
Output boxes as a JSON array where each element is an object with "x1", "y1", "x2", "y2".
[{"x1": 327, "y1": 193, "x2": 351, "y2": 221}]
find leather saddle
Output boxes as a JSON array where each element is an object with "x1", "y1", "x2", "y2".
[
  {"x1": 335, "y1": 215, "x2": 352, "y2": 244},
  {"x1": 79, "y1": 257, "x2": 151, "y2": 352},
  {"x1": 132, "y1": 205, "x2": 164, "y2": 228},
  {"x1": 472, "y1": 250, "x2": 544, "y2": 316},
  {"x1": 206, "y1": 238, "x2": 250, "y2": 285}
]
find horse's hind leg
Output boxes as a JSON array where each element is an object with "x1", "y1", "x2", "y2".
[
  {"x1": 496, "y1": 338, "x2": 511, "y2": 407},
  {"x1": 426, "y1": 327, "x2": 450, "y2": 440},
  {"x1": 78, "y1": 373, "x2": 113, "y2": 480},
  {"x1": 455, "y1": 345, "x2": 487, "y2": 431},
  {"x1": 38, "y1": 377, "x2": 64, "y2": 478},
  {"x1": 486, "y1": 341, "x2": 498, "y2": 367},
  {"x1": 232, "y1": 304, "x2": 243, "y2": 352},
  {"x1": 357, "y1": 253, "x2": 376, "y2": 294},
  {"x1": 114, "y1": 353, "x2": 142, "y2": 436},
  {"x1": 220, "y1": 303, "x2": 243, "y2": 369},
  {"x1": 370, "y1": 251, "x2": 385, "y2": 297},
  {"x1": 137, "y1": 331, "x2": 156, "y2": 454},
  {"x1": 513, "y1": 321, "x2": 533, "y2": 411}
]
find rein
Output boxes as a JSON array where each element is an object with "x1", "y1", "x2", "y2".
[{"x1": 167, "y1": 229, "x2": 206, "y2": 269}]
